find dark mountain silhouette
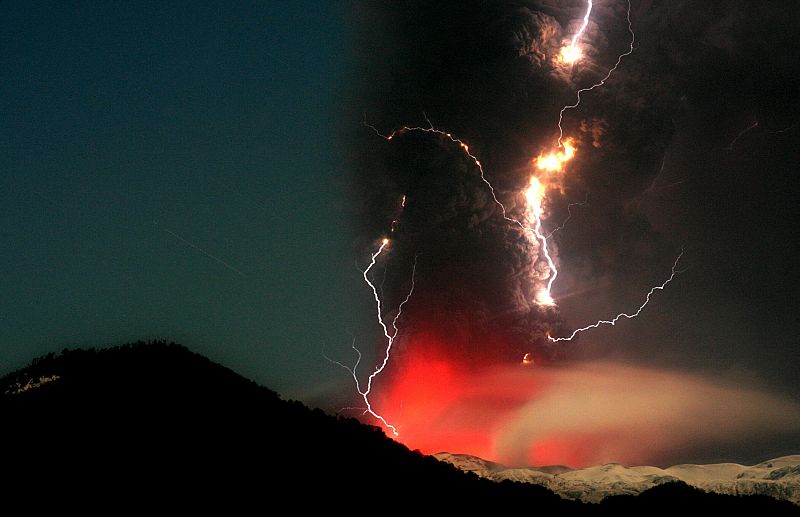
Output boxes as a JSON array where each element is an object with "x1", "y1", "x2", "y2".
[{"x1": 1, "y1": 342, "x2": 796, "y2": 514}]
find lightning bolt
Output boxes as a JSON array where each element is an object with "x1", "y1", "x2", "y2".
[
  {"x1": 528, "y1": 0, "x2": 635, "y2": 302},
  {"x1": 536, "y1": 209, "x2": 558, "y2": 302},
  {"x1": 547, "y1": 249, "x2": 684, "y2": 342},
  {"x1": 557, "y1": 0, "x2": 635, "y2": 147},
  {"x1": 724, "y1": 119, "x2": 759, "y2": 150},
  {"x1": 558, "y1": 0, "x2": 594, "y2": 65},
  {"x1": 570, "y1": 0, "x2": 593, "y2": 52},
  {"x1": 327, "y1": 241, "x2": 418, "y2": 435},
  {"x1": 525, "y1": 177, "x2": 559, "y2": 304},
  {"x1": 767, "y1": 121, "x2": 798, "y2": 134},
  {"x1": 547, "y1": 193, "x2": 589, "y2": 239}
]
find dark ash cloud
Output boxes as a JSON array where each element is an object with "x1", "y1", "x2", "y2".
[{"x1": 340, "y1": 0, "x2": 800, "y2": 395}]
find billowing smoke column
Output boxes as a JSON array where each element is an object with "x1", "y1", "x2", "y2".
[
  {"x1": 333, "y1": 0, "x2": 800, "y2": 466},
  {"x1": 342, "y1": 0, "x2": 686, "y2": 439},
  {"x1": 339, "y1": 0, "x2": 692, "y2": 434}
]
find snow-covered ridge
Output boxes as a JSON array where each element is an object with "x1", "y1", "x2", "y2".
[{"x1": 435, "y1": 453, "x2": 800, "y2": 505}]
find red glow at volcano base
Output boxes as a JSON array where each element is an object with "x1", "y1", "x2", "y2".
[
  {"x1": 377, "y1": 338, "x2": 550, "y2": 462},
  {"x1": 373, "y1": 335, "x2": 800, "y2": 468},
  {"x1": 376, "y1": 337, "x2": 564, "y2": 465}
]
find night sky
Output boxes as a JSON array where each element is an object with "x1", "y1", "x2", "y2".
[
  {"x1": 2, "y1": 1, "x2": 799, "y2": 466},
  {"x1": 1, "y1": 1, "x2": 364, "y2": 400}
]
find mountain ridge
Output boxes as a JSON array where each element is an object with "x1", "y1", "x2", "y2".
[{"x1": 1, "y1": 342, "x2": 796, "y2": 513}]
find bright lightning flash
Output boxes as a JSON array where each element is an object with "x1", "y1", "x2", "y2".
[
  {"x1": 558, "y1": 0, "x2": 593, "y2": 65},
  {"x1": 559, "y1": 45, "x2": 583, "y2": 65},
  {"x1": 523, "y1": 137, "x2": 579, "y2": 306},
  {"x1": 525, "y1": 0, "x2": 679, "y2": 356},
  {"x1": 525, "y1": 176, "x2": 557, "y2": 305},
  {"x1": 536, "y1": 138, "x2": 577, "y2": 172}
]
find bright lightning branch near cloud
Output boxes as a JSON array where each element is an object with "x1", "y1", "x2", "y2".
[
  {"x1": 547, "y1": 250, "x2": 684, "y2": 342},
  {"x1": 559, "y1": 0, "x2": 593, "y2": 65},
  {"x1": 327, "y1": 239, "x2": 417, "y2": 436}
]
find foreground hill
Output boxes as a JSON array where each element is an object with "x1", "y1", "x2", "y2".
[
  {"x1": 438, "y1": 453, "x2": 800, "y2": 505},
  {"x1": 0, "y1": 342, "x2": 796, "y2": 513}
]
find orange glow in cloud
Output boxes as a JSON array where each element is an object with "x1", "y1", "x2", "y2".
[
  {"x1": 525, "y1": 177, "x2": 546, "y2": 218},
  {"x1": 557, "y1": 0, "x2": 593, "y2": 66},
  {"x1": 535, "y1": 139, "x2": 576, "y2": 173}
]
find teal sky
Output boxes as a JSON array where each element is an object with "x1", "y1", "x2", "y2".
[{"x1": 1, "y1": 1, "x2": 368, "y2": 401}]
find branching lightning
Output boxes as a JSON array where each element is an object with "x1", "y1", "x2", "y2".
[
  {"x1": 522, "y1": 0, "x2": 636, "y2": 305},
  {"x1": 327, "y1": 240, "x2": 418, "y2": 435},
  {"x1": 547, "y1": 193, "x2": 589, "y2": 238},
  {"x1": 365, "y1": 1, "x2": 677, "y2": 338},
  {"x1": 547, "y1": 249, "x2": 684, "y2": 342},
  {"x1": 525, "y1": 176, "x2": 559, "y2": 305},
  {"x1": 533, "y1": 0, "x2": 687, "y2": 345},
  {"x1": 559, "y1": 0, "x2": 593, "y2": 65},
  {"x1": 557, "y1": 1, "x2": 635, "y2": 147}
]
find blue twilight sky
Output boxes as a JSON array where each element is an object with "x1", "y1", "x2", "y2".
[{"x1": 1, "y1": 1, "x2": 370, "y2": 400}]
